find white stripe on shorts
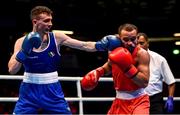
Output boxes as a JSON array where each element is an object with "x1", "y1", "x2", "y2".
[
  {"x1": 23, "y1": 71, "x2": 59, "y2": 84},
  {"x1": 116, "y1": 88, "x2": 146, "y2": 100}
]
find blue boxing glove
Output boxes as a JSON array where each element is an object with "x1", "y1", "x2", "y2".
[
  {"x1": 95, "y1": 35, "x2": 122, "y2": 51},
  {"x1": 165, "y1": 96, "x2": 174, "y2": 113},
  {"x1": 16, "y1": 32, "x2": 42, "y2": 63}
]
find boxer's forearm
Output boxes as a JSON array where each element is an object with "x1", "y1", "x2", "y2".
[{"x1": 8, "y1": 53, "x2": 22, "y2": 74}]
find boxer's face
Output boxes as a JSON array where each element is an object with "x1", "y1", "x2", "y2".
[
  {"x1": 33, "y1": 13, "x2": 53, "y2": 34},
  {"x1": 120, "y1": 29, "x2": 137, "y2": 49}
]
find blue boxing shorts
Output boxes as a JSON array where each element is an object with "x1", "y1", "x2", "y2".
[{"x1": 13, "y1": 82, "x2": 72, "y2": 114}]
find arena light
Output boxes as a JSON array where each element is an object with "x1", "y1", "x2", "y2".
[
  {"x1": 175, "y1": 41, "x2": 180, "y2": 45},
  {"x1": 173, "y1": 33, "x2": 180, "y2": 37},
  {"x1": 149, "y1": 37, "x2": 180, "y2": 42},
  {"x1": 52, "y1": 30, "x2": 74, "y2": 35},
  {"x1": 172, "y1": 49, "x2": 180, "y2": 55}
]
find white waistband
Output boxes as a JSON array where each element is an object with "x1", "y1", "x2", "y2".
[
  {"x1": 23, "y1": 71, "x2": 59, "y2": 84},
  {"x1": 116, "y1": 88, "x2": 146, "y2": 100}
]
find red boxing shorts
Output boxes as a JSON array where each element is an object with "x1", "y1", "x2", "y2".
[{"x1": 107, "y1": 94, "x2": 150, "y2": 114}]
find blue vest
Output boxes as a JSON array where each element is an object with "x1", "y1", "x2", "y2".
[{"x1": 23, "y1": 32, "x2": 61, "y2": 73}]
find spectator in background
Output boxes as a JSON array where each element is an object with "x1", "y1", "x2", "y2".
[{"x1": 137, "y1": 32, "x2": 176, "y2": 114}]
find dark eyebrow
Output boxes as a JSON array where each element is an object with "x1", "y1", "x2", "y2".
[{"x1": 138, "y1": 42, "x2": 145, "y2": 45}]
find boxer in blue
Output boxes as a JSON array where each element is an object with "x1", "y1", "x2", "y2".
[{"x1": 8, "y1": 6, "x2": 123, "y2": 114}]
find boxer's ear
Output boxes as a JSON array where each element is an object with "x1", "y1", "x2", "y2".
[{"x1": 32, "y1": 19, "x2": 37, "y2": 25}]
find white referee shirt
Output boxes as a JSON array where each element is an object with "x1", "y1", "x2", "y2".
[{"x1": 145, "y1": 49, "x2": 176, "y2": 96}]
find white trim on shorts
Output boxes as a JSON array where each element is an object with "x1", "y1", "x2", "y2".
[
  {"x1": 23, "y1": 71, "x2": 59, "y2": 84},
  {"x1": 116, "y1": 88, "x2": 146, "y2": 100}
]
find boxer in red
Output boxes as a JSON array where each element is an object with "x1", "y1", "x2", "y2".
[{"x1": 81, "y1": 23, "x2": 150, "y2": 114}]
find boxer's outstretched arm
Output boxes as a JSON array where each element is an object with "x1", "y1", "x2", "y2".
[
  {"x1": 54, "y1": 32, "x2": 121, "y2": 52},
  {"x1": 54, "y1": 31, "x2": 97, "y2": 52}
]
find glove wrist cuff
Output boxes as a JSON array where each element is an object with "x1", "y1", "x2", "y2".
[
  {"x1": 96, "y1": 67, "x2": 105, "y2": 77},
  {"x1": 16, "y1": 50, "x2": 28, "y2": 63},
  {"x1": 168, "y1": 96, "x2": 174, "y2": 100},
  {"x1": 125, "y1": 65, "x2": 138, "y2": 79}
]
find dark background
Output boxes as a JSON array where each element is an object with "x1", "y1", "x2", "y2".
[{"x1": 0, "y1": 0, "x2": 180, "y2": 114}]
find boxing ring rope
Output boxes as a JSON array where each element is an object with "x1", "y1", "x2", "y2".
[{"x1": 0, "y1": 75, "x2": 180, "y2": 114}]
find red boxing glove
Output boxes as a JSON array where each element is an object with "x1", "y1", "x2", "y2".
[
  {"x1": 109, "y1": 47, "x2": 138, "y2": 78},
  {"x1": 81, "y1": 67, "x2": 104, "y2": 91}
]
